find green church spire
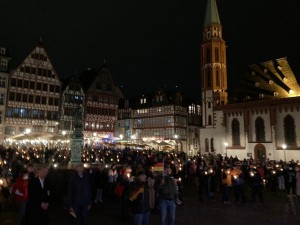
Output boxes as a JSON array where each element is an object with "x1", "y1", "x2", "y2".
[{"x1": 204, "y1": 0, "x2": 221, "y2": 27}]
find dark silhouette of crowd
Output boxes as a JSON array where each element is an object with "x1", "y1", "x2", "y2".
[{"x1": 0, "y1": 144, "x2": 300, "y2": 225}]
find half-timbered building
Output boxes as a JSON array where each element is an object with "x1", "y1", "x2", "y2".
[
  {"x1": 80, "y1": 63, "x2": 123, "y2": 142},
  {"x1": 0, "y1": 46, "x2": 11, "y2": 142},
  {"x1": 4, "y1": 43, "x2": 62, "y2": 140},
  {"x1": 116, "y1": 90, "x2": 201, "y2": 153}
]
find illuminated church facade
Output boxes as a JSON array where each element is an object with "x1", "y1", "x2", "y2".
[{"x1": 199, "y1": 0, "x2": 300, "y2": 162}]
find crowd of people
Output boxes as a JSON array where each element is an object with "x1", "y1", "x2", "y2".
[{"x1": 0, "y1": 144, "x2": 300, "y2": 225}]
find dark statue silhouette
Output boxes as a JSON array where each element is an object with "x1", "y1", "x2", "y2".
[{"x1": 72, "y1": 107, "x2": 84, "y2": 138}]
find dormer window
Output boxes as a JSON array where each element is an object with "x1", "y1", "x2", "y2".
[
  {"x1": 0, "y1": 59, "x2": 8, "y2": 70},
  {"x1": 156, "y1": 95, "x2": 163, "y2": 102},
  {"x1": 0, "y1": 48, "x2": 5, "y2": 55},
  {"x1": 140, "y1": 98, "x2": 147, "y2": 104}
]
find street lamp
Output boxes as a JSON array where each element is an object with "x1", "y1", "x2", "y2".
[
  {"x1": 25, "y1": 128, "x2": 31, "y2": 134},
  {"x1": 174, "y1": 134, "x2": 179, "y2": 151},
  {"x1": 224, "y1": 142, "x2": 228, "y2": 156},
  {"x1": 282, "y1": 144, "x2": 287, "y2": 162}
]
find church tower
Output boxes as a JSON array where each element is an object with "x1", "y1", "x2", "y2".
[{"x1": 201, "y1": 0, "x2": 227, "y2": 126}]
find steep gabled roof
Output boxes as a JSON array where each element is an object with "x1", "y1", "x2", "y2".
[
  {"x1": 10, "y1": 42, "x2": 62, "y2": 86},
  {"x1": 61, "y1": 73, "x2": 83, "y2": 92},
  {"x1": 118, "y1": 89, "x2": 199, "y2": 110},
  {"x1": 79, "y1": 62, "x2": 123, "y2": 98}
]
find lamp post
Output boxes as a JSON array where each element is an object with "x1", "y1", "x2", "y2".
[
  {"x1": 224, "y1": 142, "x2": 228, "y2": 156},
  {"x1": 282, "y1": 144, "x2": 287, "y2": 162}
]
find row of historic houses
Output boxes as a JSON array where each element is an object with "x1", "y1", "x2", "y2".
[
  {"x1": 1, "y1": 0, "x2": 300, "y2": 162},
  {"x1": 0, "y1": 43, "x2": 123, "y2": 146},
  {"x1": 0, "y1": 43, "x2": 202, "y2": 155}
]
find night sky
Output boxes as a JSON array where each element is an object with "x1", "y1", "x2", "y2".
[{"x1": 0, "y1": 0, "x2": 299, "y2": 101}]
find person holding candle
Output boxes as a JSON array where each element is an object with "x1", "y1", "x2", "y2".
[
  {"x1": 231, "y1": 163, "x2": 246, "y2": 204},
  {"x1": 107, "y1": 164, "x2": 118, "y2": 198},
  {"x1": 119, "y1": 165, "x2": 134, "y2": 220},
  {"x1": 221, "y1": 165, "x2": 232, "y2": 205},
  {"x1": 157, "y1": 164, "x2": 178, "y2": 225},
  {"x1": 129, "y1": 170, "x2": 150, "y2": 225},
  {"x1": 249, "y1": 169, "x2": 264, "y2": 203}
]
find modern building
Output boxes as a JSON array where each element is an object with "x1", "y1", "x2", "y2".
[
  {"x1": 0, "y1": 46, "x2": 11, "y2": 142},
  {"x1": 199, "y1": 0, "x2": 300, "y2": 161},
  {"x1": 4, "y1": 43, "x2": 62, "y2": 142}
]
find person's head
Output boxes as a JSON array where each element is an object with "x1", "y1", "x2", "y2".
[
  {"x1": 20, "y1": 169, "x2": 29, "y2": 180},
  {"x1": 164, "y1": 164, "x2": 172, "y2": 175},
  {"x1": 36, "y1": 165, "x2": 49, "y2": 179},
  {"x1": 98, "y1": 163, "x2": 104, "y2": 171},
  {"x1": 26, "y1": 163, "x2": 34, "y2": 173},
  {"x1": 111, "y1": 164, "x2": 116, "y2": 170},
  {"x1": 124, "y1": 166, "x2": 132, "y2": 179},
  {"x1": 75, "y1": 163, "x2": 84, "y2": 175},
  {"x1": 137, "y1": 171, "x2": 146, "y2": 183}
]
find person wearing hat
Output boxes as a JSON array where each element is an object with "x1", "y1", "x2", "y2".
[
  {"x1": 129, "y1": 170, "x2": 150, "y2": 225},
  {"x1": 157, "y1": 164, "x2": 178, "y2": 225},
  {"x1": 67, "y1": 163, "x2": 92, "y2": 225}
]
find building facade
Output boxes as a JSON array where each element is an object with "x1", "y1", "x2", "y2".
[
  {"x1": 116, "y1": 90, "x2": 201, "y2": 153},
  {"x1": 0, "y1": 47, "x2": 11, "y2": 142},
  {"x1": 4, "y1": 43, "x2": 62, "y2": 141},
  {"x1": 199, "y1": 0, "x2": 300, "y2": 161},
  {"x1": 80, "y1": 64, "x2": 123, "y2": 144}
]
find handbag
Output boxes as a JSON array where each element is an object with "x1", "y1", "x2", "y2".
[{"x1": 114, "y1": 182, "x2": 125, "y2": 197}]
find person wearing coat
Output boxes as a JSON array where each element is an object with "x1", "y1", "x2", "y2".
[
  {"x1": 129, "y1": 171, "x2": 150, "y2": 225},
  {"x1": 67, "y1": 163, "x2": 92, "y2": 225},
  {"x1": 11, "y1": 170, "x2": 29, "y2": 225},
  {"x1": 295, "y1": 166, "x2": 300, "y2": 202},
  {"x1": 146, "y1": 172, "x2": 155, "y2": 211},
  {"x1": 26, "y1": 165, "x2": 51, "y2": 225}
]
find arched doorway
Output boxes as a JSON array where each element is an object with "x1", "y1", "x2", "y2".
[{"x1": 254, "y1": 144, "x2": 266, "y2": 163}]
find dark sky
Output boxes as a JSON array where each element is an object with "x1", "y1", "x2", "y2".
[{"x1": 0, "y1": 0, "x2": 299, "y2": 101}]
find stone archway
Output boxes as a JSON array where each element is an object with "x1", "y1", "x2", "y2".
[{"x1": 254, "y1": 144, "x2": 266, "y2": 163}]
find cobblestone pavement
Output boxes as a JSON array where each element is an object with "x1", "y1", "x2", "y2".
[{"x1": 49, "y1": 186, "x2": 300, "y2": 225}]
